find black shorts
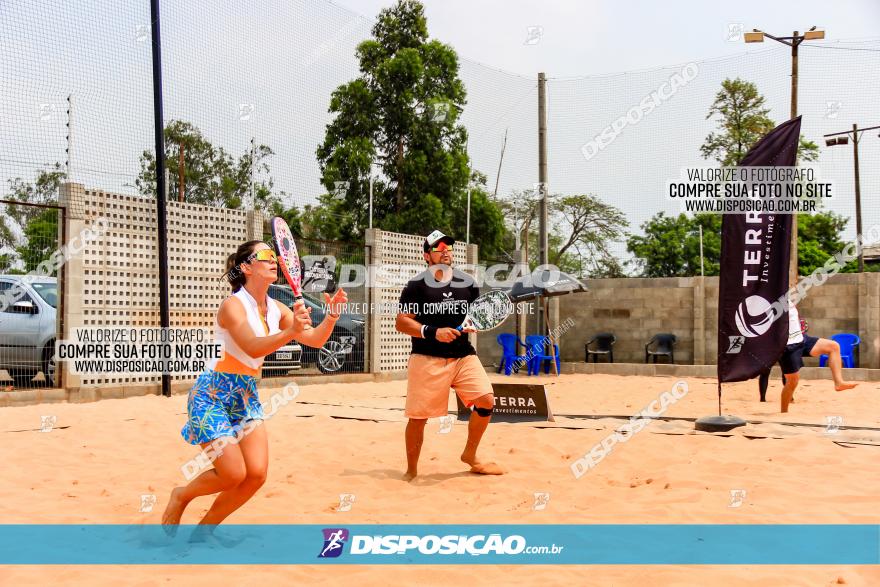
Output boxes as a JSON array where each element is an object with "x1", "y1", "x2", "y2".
[{"x1": 778, "y1": 335, "x2": 819, "y2": 374}]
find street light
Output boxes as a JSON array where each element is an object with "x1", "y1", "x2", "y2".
[
  {"x1": 745, "y1": 25, "x2": 825, "y2": 285},
  {"x1": 824, "y1": 123, "x2": 880, "y2": 272}
]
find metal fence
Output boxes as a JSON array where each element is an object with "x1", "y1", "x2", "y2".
[
  {"x1": 0, "y1": 200, "x2": 64, "y2": 389},
  {"x1": 261, "y1": 231, "x2": 369, "y2": 377}
]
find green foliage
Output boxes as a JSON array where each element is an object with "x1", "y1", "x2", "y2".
[
  {"x1": 16, "y1": 209, "x2": 59, "y2": 273},
  {"x1": 496, "y1": 189, "x2": 628, "y2": 278},
  {"x1": 701, "y1": 78, "x2": 818, "y2": 166},
  {"x1": 136, "y1": 121, "x2": 281, "y2": 213},
  {"x1": 2, "y1": 165, "x2": 64, "y2": 273},
  {"x1": 627, "y1": 210, "x2": 873, "y2": 277},
  {"x1": 268, "y1": 201, "x2": 303, "y2": 238},
  {"x1": 627, "y1": 213, "x2": 721, "y2": 277},
  {"x1": 627, "y1": 78, "x2": 844, "y2": 278},
  {"x1": 316, "y1": 0, "x2": 505, "y2": 256},
  {"x1": 550, "y1": 193, "x2": 629, "y2": 278},
  {"x1": 2, "y1": 164, "x2": 65, "y2": 250},
  {"x1": 795, "y1": 211, "x2": 864, "y2": 275}
]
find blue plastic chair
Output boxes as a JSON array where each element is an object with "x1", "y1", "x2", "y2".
[
  {"x1": 819, "y1": 333, "x2": 860, "y2": 368},
  {"x1": 496, "y1": 333, "x2": 527, "y2": 375},
  {"x1": 525, "y1": 334, "x2": 560, "y2": 375}
]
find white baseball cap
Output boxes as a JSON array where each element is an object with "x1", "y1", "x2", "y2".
[{"x1": 424, "y1": 229, "x2": 455, "y2": 252}]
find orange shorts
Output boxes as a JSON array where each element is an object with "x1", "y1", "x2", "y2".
[{"x1": 405, "y1": 353, "x2": 493, "y2": 419}]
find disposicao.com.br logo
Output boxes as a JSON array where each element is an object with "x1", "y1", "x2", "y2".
[{"x1": 318, "y1": 528, "x2": 564, "y2": 558}]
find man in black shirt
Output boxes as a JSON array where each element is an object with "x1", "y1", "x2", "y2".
[{"x1": 395, "y1": 230, "x2": 503, "y2": 481}]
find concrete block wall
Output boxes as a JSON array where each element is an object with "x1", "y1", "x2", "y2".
[
  {"x1": 365, "y1": 229, "x2": 477, "y2": 373},
  {"x1": 58, "y1": 183, "x2": 263, "y2": 390},
  {"x1": 477, "y1": 273, "x2": 877, "y2": 369}
]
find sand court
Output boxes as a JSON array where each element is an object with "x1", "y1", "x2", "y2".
[{"x1": 1, "y1": 373, "x2": 878, "y2": 584}]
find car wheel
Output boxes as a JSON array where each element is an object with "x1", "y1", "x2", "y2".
[{"x1": 317, "y1": 339, "x2": 349, "y2": 374}]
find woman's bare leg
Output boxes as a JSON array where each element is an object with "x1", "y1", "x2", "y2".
[
  {"x1": 162, "y1": 437, "x2": 247, "y2": 528},
  {"x1": 199, "y1": 422, "x2": 268, "y2": 525}
]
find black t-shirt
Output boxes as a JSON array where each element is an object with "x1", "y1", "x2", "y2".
[{"x1": 399, "y1": 268, "x2": 479, "y2": 358}]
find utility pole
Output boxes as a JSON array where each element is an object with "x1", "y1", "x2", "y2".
[
  {"x1": 537, "y1": 72, "x2": 548, "y2": 337},
  {"x1": 824, "y1": 123, "x2": 880, "y2": 272},
  {"x1": 853, "y1": 123, "x2": 863, "y2": 273}
]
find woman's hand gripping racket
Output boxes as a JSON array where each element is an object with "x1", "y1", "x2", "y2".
[
  {"x1": 457, "y1": 290, "x2": 514, "y2": 333},
  {"x1": 271, "y1": 217, "x2": 303, "y2": 300}
]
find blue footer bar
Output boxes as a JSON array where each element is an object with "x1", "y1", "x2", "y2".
[{"x1": 1, "y1": 524, "x2": 878, "y2": 565}]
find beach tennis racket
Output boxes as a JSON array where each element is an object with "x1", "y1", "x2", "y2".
[
  {"x1": 271, "y1": 216, "x2": 303, "y2": 300},
  {"x1": 456, "y1": 290, "x2": 514, "y2": 332}
]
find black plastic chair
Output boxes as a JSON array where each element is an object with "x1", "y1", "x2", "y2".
[
  {"x1": 585, "y1": 333, "x2": 616, "y2": 363},
  {"x1": 645, "y1": 333, "x2": 677, "y2": 364}
]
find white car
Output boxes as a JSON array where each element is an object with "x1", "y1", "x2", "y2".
[{"x1": 0, "y1": 275, "x2": 58, "y2": 385}]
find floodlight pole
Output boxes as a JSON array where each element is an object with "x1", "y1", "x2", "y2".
[
  {"x1": 824, "y1": 123, "x2": 880, "y2": 272},
  {"x1": 746, "y1": 27, "x2": 824, "y2": 287}
]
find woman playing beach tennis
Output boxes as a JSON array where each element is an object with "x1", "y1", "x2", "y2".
[{"x1": 162, "y1": 240, "x2": 346, "y2": 530}]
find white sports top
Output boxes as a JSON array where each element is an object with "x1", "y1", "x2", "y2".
[
  {"x1": 787, "y1": 303, "x2": 803, "y2": 345},
  {"x1": 208, "y1": 287, "x2": 282, "y2": 370}
]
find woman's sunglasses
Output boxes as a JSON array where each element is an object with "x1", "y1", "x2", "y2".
[{"x1": 247, "y1": 249, "x2": 278, "y2": 264}]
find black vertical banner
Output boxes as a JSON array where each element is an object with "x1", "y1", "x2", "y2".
[{"x1": 717, "y1": 116, "x2": 802, "y2": 383}]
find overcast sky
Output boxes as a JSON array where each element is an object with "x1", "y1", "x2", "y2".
[
  {"x1": 2, "y1": 0, "x2": 879, "y2": 267},
  {"x1": 331, "y1": 0, "x2": 880, "y2": 77}
]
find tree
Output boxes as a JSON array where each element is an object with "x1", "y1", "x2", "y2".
[
  {"x1": 136, "y1": 121, "x2": 281, "y2": 213},
  {"x1": 2, "y1": 164, "x2": 65, "y2": 249},
  {"x1": 316, "y1": 0, "x2": 505, "y2": 256},
  {"x1": 497, "y1": 188, "x2": 628, "y2": 278},
  {"x1": 550, "y1": 194, "x2": 628, "y2": 277},
  {"x1": 16, "y1": 209, "x2": 60, "y2": 273},
  {"x1": 2, "y1": 165, "x2": 65, "y2": 273},
  {"x1": 627, "y1": 210, "x2": 874, "y2": 277},
  {"x1": 627, "y1": 213, "x2": 722, "y2": 277},
  {"x1": 701, "y1": 78, "x2": 818, "y2": 166}
]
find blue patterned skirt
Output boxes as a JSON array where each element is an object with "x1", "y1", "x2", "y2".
[{"x1": 180, "y1": 370, "x2": 264, "y2": 445}]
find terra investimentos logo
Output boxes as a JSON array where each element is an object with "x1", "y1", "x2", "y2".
[{"x1": 734, "y1": 294, "x2": 774, "y2": 338}]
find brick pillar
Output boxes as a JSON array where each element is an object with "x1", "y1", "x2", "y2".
[
  {"x1": 245, "y1": 209, "x2": 265, "y2": 241},
  {"x1": 58, "y1": 182, "x2": 87, "y2": 390}
]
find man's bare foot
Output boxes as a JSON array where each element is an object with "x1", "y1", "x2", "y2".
[
  {"x1": 403, "y1": 470, "x2": 417, "y2": 482},
  {"x1": 835, "y1": 382, "x2": 858, "y2": 391},
  {"x1": 162, "y1": 487, "x2": 188, "y2": 535},
  {"x1": 468, "y1": 461, "x2": 504, "y2": 475},
  {"x1": 461, "y1": 455, "x2": 504, "y2": 475}
]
